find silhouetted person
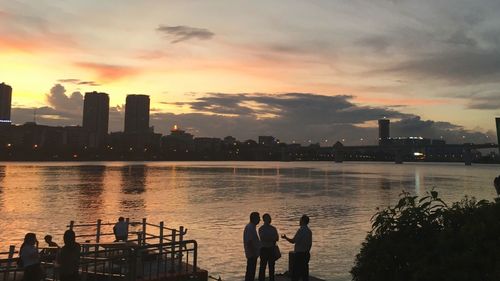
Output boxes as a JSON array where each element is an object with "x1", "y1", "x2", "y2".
[
  {"x1": 258, "y1": 213, "x2": 279, "y2": 281},
  {"x1": 44, "y1": 235, "x2": 59, "y2": 248},
  {"x1": 19, "y1": 233, "x2": 43, "y2": 281},
  {"x1": 244, "y1": 212, "x2": 261, "y2": 281},
  {"x1": 40, "y1": 235, "x2": 59, "y2": 262},
  {"x1": 56, "y1": 230, "x2": 81, "y2": 281},
  {"x1": 494, "y1": 176, "x2": 500, "y2": 197},
  {"x1": 282, "y1": 215, "x2": 312, "y2": 281},
  {"x1": 113, "y1": 217, "x2": 128, "y2": 241}
]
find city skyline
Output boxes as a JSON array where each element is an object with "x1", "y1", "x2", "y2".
[
  {"x1": 0, "y1": 81, "x2": 497, "y2": 145},
  {"x1": 1, "y1": 1, "x2": 500, "y2": 144}
]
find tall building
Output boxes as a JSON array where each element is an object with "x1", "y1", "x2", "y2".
[
  {"x1": 82, "y1": 91, "x2": 109, "y2": 147},
  {"x1": 378, "y1": 119, "x2": 390, "y2": 145},
  {"x1": 0, "y1": 83, "x2": 12, "y2": 125},
  {"x1": 124, "y1": 94, "x2": 150, "y2": 133}
]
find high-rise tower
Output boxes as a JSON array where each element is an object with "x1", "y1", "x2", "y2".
[
  {"x1": 0, "y1": 83, "x2": 12, "y2": 125},
  {"x1": 124, "y1": 95, "x2": 150, "y2": 134},
  {"x1": 82, "y1": 91, "x2": 109, "y2": 147},
  {"x1": 378, "y1": 119, "x2": 390, "y2": 146}
]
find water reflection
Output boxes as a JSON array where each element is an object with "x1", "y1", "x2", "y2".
[
  {"x1": 0, "y1": 162, "x2": 497, "y2": 281},
  {"x1": 120, "y1": 165, "x2": 147, "y2": 212},
  {"x1": 76, "y1": 165, "x2": 106, "y2": 214}
]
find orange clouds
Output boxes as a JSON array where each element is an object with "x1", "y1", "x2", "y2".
[{"x1": 75, "y1": 62, "x2": 139, "y2": 82}]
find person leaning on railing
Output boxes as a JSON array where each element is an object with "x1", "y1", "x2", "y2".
[{"x1": 56, "y1": 230, "x2": 81, "y2": 281}]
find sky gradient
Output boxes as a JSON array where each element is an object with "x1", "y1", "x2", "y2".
[{"x1": 1, "y1": 0, "x2": 499, "y2": 144}]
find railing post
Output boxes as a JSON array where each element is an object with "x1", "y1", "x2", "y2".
[
  {"x1": 170, "y1": 229, "x2": 176, "y2": 272},
  {"x1": 126, "y1": 218, "x2": 130, "y2": 241},
  {"x1": 69, "y1": 220, "x2": 75, "y2": 230},
  {"x1": 137, "y1": 232, "x2": 142, "y2": 246},
  {"x1": 96, "y1": 219, "x2": 102, "y2": 243},
  {"x1": 142, "y1": 218, "x2": 147, "y2": 245},
  {"x1": 159, "y1": 221, "x2": 164, "y2": 254},
  {"x1": 193, "y1": 241, "x2": 198, "y2": 273},
  {"x1": 178, "y1": 226, "x2": 184, "y2": 271},
  {"x1": 127, "y1": 248, "x2": 137, "y2": 281},
  {"x1": 4, "y1": 245, "x2": 15, "y2": 280}
]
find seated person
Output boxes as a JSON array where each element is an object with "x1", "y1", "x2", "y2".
[
  {"x1": 40, "y1": 234, "x2": 59, "y2": 262},
  {"x1": 113, "y1": 217, "x2": 128, "y2": 242}
]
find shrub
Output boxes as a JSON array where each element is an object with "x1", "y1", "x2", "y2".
[{"x1": 351, "y1": 191, "x2": 500, "y2": 281}]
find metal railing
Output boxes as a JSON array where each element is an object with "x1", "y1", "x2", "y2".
[
  {"x1": 68, "y1": 218, "x2": 187, "y2": 247},
  {"x1": 0, "y1": 218, "x2": 199, "y2": 281},
  {"x1": 0, "y1": 240, "x2": 198, "y2": 281}
]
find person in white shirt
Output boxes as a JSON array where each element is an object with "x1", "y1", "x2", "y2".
[
  {"x1": 243, "y1": 212, "x2": 261, "y2": 281},
  {"x1": 258, "y1": 213, "x2": 279, "y2": 281},
  {"x1": 282, "y1": 215, "x2": 312, "y2": 281}
]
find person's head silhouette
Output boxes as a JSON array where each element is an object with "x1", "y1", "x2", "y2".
[
  {"x1": 263, "y1": 213, "x2": 272, "y2": 225},
  {"x1": 250, "y1": 212, "x2": 260, "y2": 225},
  {"x1": 63, "y1": 230, "x2": 76, "y2": 246},
  {"x1": 44, "y1": 235, "x2": 52, "y2": 244},
  {"x1": 300, "y1": 215, "x2": 310, "y2": 226},
  {"x1": 23, "y1": 233, "x2": 37, "y2": 247}
]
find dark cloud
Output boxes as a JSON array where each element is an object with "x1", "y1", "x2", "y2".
[
  {"x1": 157, "y1": 93, "x2": 491, "y2": 144},
  {"x1": 58, "y1": 79, "x2": 100, "y2": 86},
  {"x1": 356, "y1": 35, "x2": 391, "y2": 53},
  {"x1": 445, "y1": 30, "x2": 477, "y2": 47},
  {"x1": 156, "y1": 25, "x2": 214, "y2": 43},
  {"x1": 461, "y1": 92, "x2": 500, "y2": 110},
  {"x1": 381, "y1": 49, "x2": 500, "y2": 83},
  {"x1": 391, "y1": 117, "x2": 493, "y2": 143}
]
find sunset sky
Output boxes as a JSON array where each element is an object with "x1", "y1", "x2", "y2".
[{"x1": 1, "y1": 0, "x2": 499, "y2": 144}]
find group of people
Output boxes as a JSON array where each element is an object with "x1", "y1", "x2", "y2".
[
  {"x1": 18, "y1": 230, "x2": 81, "y2": 281},
  {"x1": 17, "y1": 217, "x2": 127, "y2": 281},
  {"x1": 244, "y1": 212, "x2": 312, "y2": 281}
]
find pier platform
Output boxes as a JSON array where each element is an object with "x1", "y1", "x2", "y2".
[{"x1": 0, "y1": 218, "x2": 208, "y2": 281}]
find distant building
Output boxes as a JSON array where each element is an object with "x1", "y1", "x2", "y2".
[
  {"x1": 161, "y1": 125, "x2": 194, "y2": 154},
  {"x1": 124, "y1": 95, "x2": 150, "y2": 134},
  {"x1": 0, "y1": 83, "x2": 12, "y2": 125},
  {"x1": 82, "y1": 91, "x2": 109, "y2": 147},
  {"x1": 258, "y1": 136, "x2": 276, "y2": 146},
  {"x1": 378, "y1": 119, "x2": 390, "y2": 145}
]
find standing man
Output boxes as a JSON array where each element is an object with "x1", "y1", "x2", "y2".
[
  {"x1": 244, "y1": 212, "x2": 261, "y2": 281},
  {"x1": 259, "y1": 213, "x2": 279, "y2": 281},
  {"x1": 282, "y1": 215, "x2": 312, "y2": 281}
]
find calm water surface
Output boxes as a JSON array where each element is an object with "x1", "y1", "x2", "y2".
[{"x1": 0, "y1": 162, "x2": 498, "y2": 281}]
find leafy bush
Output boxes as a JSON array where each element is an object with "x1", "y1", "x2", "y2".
[{"x1": 351, "y1": 191, "x2": 500, "y2": 281}]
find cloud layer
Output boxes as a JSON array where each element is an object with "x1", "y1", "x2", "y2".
[{"x1": 156, "y1": 25, "x2": 215, "y2": 43}]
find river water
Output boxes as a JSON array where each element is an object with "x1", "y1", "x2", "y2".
[{"x1": 0, "y1": 162, "x2": 498, "y2": 280}]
